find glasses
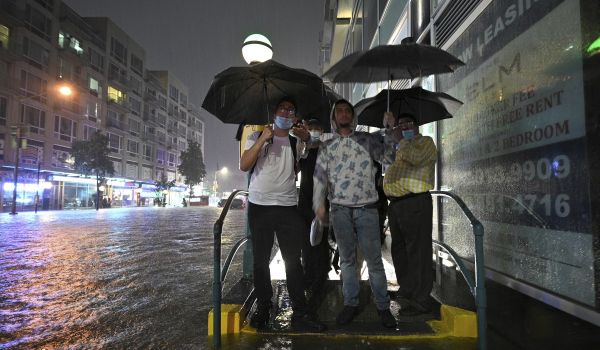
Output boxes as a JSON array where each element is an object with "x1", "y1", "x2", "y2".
[
  {"x1": 397, "y1": 120, "x2": 415, "y2": 128},
  {"x1": 277, "y1": 106, "x2": 296, "y2": 115}
]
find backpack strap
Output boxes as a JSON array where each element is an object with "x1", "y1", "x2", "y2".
[{"x1": 248, "y1": 132, "x2": 299, "y2": 177}]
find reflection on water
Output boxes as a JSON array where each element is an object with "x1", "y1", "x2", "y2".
[{"x1": 0, "y1": 207, "x2": 246, "y2": 349}]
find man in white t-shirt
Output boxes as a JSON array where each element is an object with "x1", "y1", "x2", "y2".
[{"x1": 240, "y1": 96, "x2": 326, "y2": 332}]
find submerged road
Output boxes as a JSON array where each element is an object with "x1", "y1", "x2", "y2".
[{"x1": 0, "y1": 206, "x2": 246, "y2": 349}]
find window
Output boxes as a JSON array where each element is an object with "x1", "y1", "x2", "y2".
[
  {"x1": 129, "y1": 118, "x2": 140, "y2": 136},
  {"x1": 25, "y1": 4, "x2": 51, "y2": 41},
  {"x1": 20, "y1": 70, "x2": 47, "y2": 103},
  {"x1": 85, "y1": 101, "x2": 99, "y2": 122},
  {"x1": 156, "y1": 130, "x2": 166, "y2": 144},
  {"x1": 83, "y1": 125, "x2": 97, "y2": 140},
  {"x1": 51, "y1": 145, "x2": 72, "y2": 169},
  {"x1": 127, "y1": 139, "x2": 138, "y2": 155},
  {"x1": 158, "y1": 95, "x2": 167, "y2": 110},
  {"x1": 21, "y1": 105, "x2": 46, "y2": 134},
  {"x1": 129, "y1": 76, "x2": 142, "y2": 95},
  {"x1": 180, "y1": 93, "x2": 187, "y2": 107},
  {"x1": 156, "y1": 148, "x2": 165, "y2": 165},
  {"x1": 129, "y1": 97, "x2": 141, "y2": 115},
  {"x1": 157, "y1": 113, "x2": 166, "y2": 127},
  {"x1": 54, "y1": 115, "x2": 77, "y2": 142},
  {"x1": 0, "y1": 96, "x2": 6, "y2": 126},
  {"x1": 89, "y1": 77, "x2": 101, "y2": 97},
  {"x1": 89, "y1": 48, "x2": 104, "y2": 72},
  {"x1": 178, "y1": 140, "x2": 186, "y2": 150},
  {"x1": 107, "y1": 132, "x2": 122, "y2": 153},
  {"x1": 110, "y1": 37, "x2": 127, "y2": 64},
  {"x1": 109, "y1": 62, "x2": 127, "y2": 83},
  {"x1": 167, "y1": 152, "x2": 176, "y2": 167},
  {"x1": 58, "y1": 57, "x2": 75, "y2": 81},
  {"x1": 58, "y1": 31, "x2": 83, "y2": 55},
  {"x1": 22, "y1": 37, "x2": 49, "y2": 68},
  {"x1": 0, "y1": 24, "x2": 9, "y2": 49},
  {"x1": 130, "y1": 54, "x2": 143, "y2": 75},
  {"x1": 169, "y1": 84, "x2": 179, "y2": 102},
  {"x1": 0, "y1": 136, "x2": 4, "y2": 160},
  {"x1": 142, "y1": 144, "x2": 152, "y2": 161},
  {"x1": 108, "y1": 86, "x2": 125, "y2": 104}
]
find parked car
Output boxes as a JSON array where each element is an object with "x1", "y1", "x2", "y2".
[{"x1": 217, "y1": 198, "x2": 244, "y2": 209}]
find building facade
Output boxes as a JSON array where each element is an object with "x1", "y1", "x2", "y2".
[
  {"x1": 0, "y1": 0, "x2": 205, "y2": 211},
  {"x1": 321, "y1": 0, "x2": 600, "y2": 330}
]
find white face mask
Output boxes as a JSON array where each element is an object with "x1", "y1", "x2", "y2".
[{"x1": 309, "y1": 131, "x2": 321, "y2": 141}]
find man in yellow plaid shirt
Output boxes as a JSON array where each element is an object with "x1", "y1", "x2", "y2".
[{"x1": 382, "y1": 111, "x2": 437, "y2": 317}]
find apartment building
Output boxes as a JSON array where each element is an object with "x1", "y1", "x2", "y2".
[{"x1": 0, "y1": 0, "x2": 204, "y2": 211}]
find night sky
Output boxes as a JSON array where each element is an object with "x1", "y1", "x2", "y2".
[{"x1": 64, "y1": 0, "x2": 324, "y2": 191}]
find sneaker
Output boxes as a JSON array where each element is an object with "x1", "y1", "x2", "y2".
[
  {"x1": 291, "y1": 313, "x2": 327, "y2": 332},
  {"x1": 336, "y1": 305, "x2": 359, "y2": 325},
  {"x1": 249, "y1": 305, "x2": 270, "y2": 329},
  {"x1": 378, "y1": 308, "x2": 397, "y2": 328}
]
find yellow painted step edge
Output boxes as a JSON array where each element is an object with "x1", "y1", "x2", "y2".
[
  {"x1": 429, "y1": 304, "x2": 478, "y2": 338},
  {"x1": 209, "y1": 303, "x2": 478, "y2": 339},
  {"x1": 208, "y1": 304, "x2": 244, "y2": 335}
]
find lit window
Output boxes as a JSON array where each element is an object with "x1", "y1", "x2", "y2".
[{"x1": 108, "y1": 86, "x2": 124, "y2": 103}]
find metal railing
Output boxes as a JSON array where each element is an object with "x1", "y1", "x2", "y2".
[
  {"x1": 212, "y1": 190, "x2": 249, "y2": 348},
  {"x1": 430, "y1": 190, "x2": 486, "y2": 350}
]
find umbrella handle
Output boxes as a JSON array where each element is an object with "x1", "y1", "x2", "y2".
[{"x1": 263, "y1": 79, "x2": 273, "y2": 144}]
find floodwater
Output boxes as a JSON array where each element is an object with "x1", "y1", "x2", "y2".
[{"x1": 0, "y1": 207, "x2": 246, "y2": 349}]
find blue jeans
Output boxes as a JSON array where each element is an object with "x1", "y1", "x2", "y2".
[{"x1": 330, "y1": 204, "x2": 390, "y2": 310}]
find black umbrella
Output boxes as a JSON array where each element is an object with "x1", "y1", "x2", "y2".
[
  {"x1": 354, "y1": 87, "x2": 463, "y2": 128},
  {"x1": 202, "y1": 59, "x2": 329, "y2": 125},
  {"x1": 322, "y1": 38, "x2": 464, "y2": 83},
  {"x1": 298, "y1": 85, "x2": 340, "y2": 132}
]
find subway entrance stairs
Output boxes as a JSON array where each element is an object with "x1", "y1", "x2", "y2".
[{"x1": 209, "y1": 252, "x2": 479, "y2": 350}]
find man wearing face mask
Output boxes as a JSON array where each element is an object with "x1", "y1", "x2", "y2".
[
  {"x1": 382, "y1": 112, "x2": 437, "y2": 317},
  {"x1": 240, "y1": 97, "x2": 325, "y2": 332}
]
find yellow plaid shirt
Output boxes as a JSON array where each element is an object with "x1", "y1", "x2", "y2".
[{"x1": 383, "y1": 134, "x2": 437, "y2": 197}]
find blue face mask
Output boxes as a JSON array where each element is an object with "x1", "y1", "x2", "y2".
[
  {"x1": 402, "y1": 129, "x2": 415, "y2": 140},
  {"x1": 274, "y1": 116, "x2": 294, "y2": 130}
]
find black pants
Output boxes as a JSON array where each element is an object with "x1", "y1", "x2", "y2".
[
  {"x1": 388, "y1": 192, "x2": 433, "y2": 304},
  {"x1": 248, "y1": 202, "x2": 307, "y2": 313},
  {"x1": 299, "y1": 206, "x2": 331, "y2": 297}
]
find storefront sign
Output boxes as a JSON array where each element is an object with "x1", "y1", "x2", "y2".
[{"x1": 437, "y1": 0, "x2": 593, "y2": 305}]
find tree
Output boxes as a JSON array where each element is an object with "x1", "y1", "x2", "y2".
[
  {"x1": 154, "y1": 172, "x2": 175, "y2": 207},
  {"x1": 71, "y1": 132, "x2": 115, "y2": 210},
  {"x1": 177, "y1": 140, "x2": 206, "y2": 201}
]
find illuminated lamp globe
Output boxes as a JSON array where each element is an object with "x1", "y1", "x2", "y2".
[
  {"x1": 58, "y1": 84, "x2": 73, "y2": 97},
  {"x1": 242, "y1": 34, "x2": 273, "y2": 64}
]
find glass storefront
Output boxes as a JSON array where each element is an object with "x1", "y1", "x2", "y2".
[{"x1": 63, "y1": 182, "x2": 97, "y2": 209}]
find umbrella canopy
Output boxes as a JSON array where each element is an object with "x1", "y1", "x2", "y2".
[
  {"x1": 202, "y1": 59, "x2": 329, "y2": 125},
  {"x1": 299, "y1": 85, "x2": 340, "y2": 132},
  {"x1": 322, "y1": 40, "x2": 464, "y2": 83},
  {"x1": 354, "y1": 87, "x2": 463, "y2": 128}
]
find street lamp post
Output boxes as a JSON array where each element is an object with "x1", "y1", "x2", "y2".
[{"x1": 9, "y1": 83, "x2": 73, "y2": 215}]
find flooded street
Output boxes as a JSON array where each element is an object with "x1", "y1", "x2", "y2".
[{"x1": 0, "y1": 207, "x2": 246, "y2": 349}]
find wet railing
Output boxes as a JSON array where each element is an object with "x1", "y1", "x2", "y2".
[
  {"x1": 212, "y1": 190, "x2": 249, "y2": 348},
  {"x1": 430, "y1": 190, "x2": 486, "y2": 350}
]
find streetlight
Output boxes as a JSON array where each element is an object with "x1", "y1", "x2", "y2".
[
  {"x1": 212, "y1": 166, "x2": 228, "y2": 197},
  {"x1": 10, "y1": 82, "x2": 74, "y2": 215},
  {"x1": 242, "y1": 34, "x2": 273, "y2": 64}
]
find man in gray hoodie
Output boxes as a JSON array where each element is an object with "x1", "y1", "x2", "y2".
[{"x1": 313, "y1": 99, "x2": 397, "y2": 328}]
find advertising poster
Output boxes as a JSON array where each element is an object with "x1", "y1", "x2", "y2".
[{"x1": 437, "y1": 0, "x2": 594, "y2": 305}]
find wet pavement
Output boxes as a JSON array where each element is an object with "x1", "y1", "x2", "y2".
[{"x1": 0, "y1": 206, "x2": 247, "y2": 349}]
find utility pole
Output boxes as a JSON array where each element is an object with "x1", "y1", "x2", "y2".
[{"x1": 10, "y1": 125, "x2": 24, "y2": 215}]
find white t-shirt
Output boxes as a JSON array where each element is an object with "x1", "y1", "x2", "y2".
[{"x1": 244, "y1": 132, "x2": 297, "y2": 206}]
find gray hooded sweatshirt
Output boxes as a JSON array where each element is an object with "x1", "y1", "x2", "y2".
[{"x1": 312, "y1": 102, "x2": 396, "y2": 212}]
